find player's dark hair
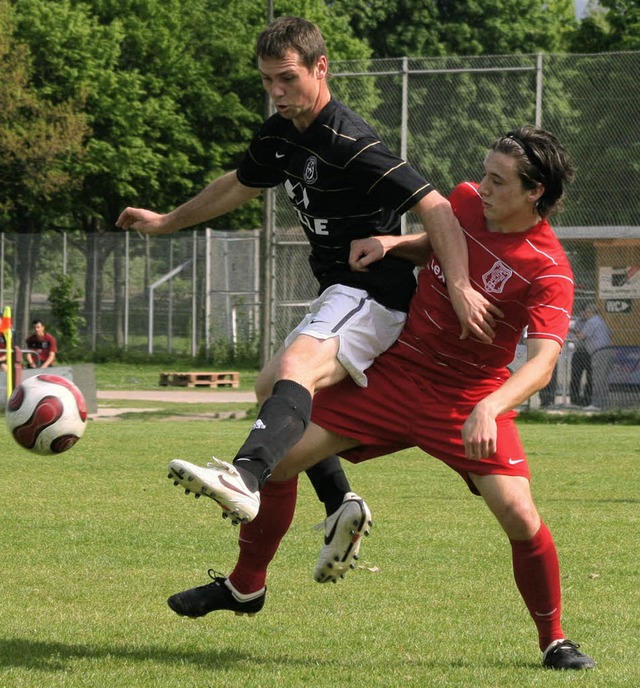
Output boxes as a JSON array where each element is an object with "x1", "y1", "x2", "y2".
[
  {"x1": 492, "y1": 125, "x2": 576, "y2": 218},
  {"x1": 256, "y1": 16, "x2": 326, "y2": 70}
]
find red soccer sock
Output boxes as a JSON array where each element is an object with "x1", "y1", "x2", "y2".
[
  {"x1": 228, "y1": 476, "x2": 298, "y2": 595},
  {"x1": 510, "y1": 521, "x2": 564, "y2": 651}
]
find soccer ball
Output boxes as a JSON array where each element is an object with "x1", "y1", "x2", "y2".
[{"x1": 5, "y1": 374, "x2": 88, "y2": 455}]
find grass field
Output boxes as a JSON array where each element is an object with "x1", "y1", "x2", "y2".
[
  {"x1": 93, "y1": 363, "x2": 260, "y2": 392},
  {"x1": 1, "y1": 417, "x2": 639, "y2": 687}
]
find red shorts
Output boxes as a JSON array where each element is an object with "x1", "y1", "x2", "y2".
[{"x1": 311, "y1": 349, "x2": 530, "y2": 493}]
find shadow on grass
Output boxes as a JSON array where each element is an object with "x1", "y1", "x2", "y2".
[
  {"x1": 0, "y1": 638, "x2": 262, "y2": 672},
  {"x1": 0, "y1": 637, "x2": 541, "y2": 675}
]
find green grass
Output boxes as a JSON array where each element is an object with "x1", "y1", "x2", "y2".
[
  {"x1": 1, "y1": 419, "x2": 638, "y2": 687},
  {"x1": 93, "y1": 362, "x2": 260, "y2": 391}
]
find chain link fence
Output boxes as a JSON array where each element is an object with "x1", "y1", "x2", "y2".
[
  {"x1": 0, "y1": 228, "x2": 260, "y2": 361},
  {"x1": 266, "y1": 51, "x2": 640, "y2": 409},
  {"x1": 1, "y1": 51, "x2": 639, "y2": 406}
]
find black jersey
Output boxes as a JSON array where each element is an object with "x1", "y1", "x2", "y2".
[{"x1": 236, "y1": 99, "x2": 434, "y2": 312}]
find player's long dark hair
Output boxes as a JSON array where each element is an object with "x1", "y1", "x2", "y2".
[
  {"x1": 256, "y1": 16, "x2": 326, "y2": 70},
  {"x1": 492, "y1": 125, "x2": 576, "y2": 218}
]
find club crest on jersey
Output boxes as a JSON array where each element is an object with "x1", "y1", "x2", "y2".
[
  {"x1": 482, "y1": 260, "x2": 513, "y2": 293},
  {"x1": 304, "y1": 156, "x2": 318, "y2": 184}
]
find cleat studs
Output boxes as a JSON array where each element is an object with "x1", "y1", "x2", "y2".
[
  {"x1": 222, "y1": 512, "x2": 229, "y2": 519},
  {"x1": 194, "y1": 494, "x2": 200, "y2": 499},
  {"x1": 184, "y1": 489, "x2": 190, "y2": 495},
  {"x1": 173, "y1": 480, "x2": 179, "y2": 486},
  {"x1": 327, "y1": 562, "x2": 333, "y2": 568}
]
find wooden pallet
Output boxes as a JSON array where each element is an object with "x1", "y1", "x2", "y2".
[{"x1": 159, "y1": 371, "x2": 240, "y2": 388}]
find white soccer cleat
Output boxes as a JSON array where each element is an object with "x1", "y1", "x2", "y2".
[
  {"x1": 313, "y1": 492, "x2": 372, "y2": 583},
  {"x1": 168, "y1": 457, "x2": 260, "y2": 524}
]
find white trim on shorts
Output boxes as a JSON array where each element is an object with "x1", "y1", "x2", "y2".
[{"x1": 284, "y1": 284, "x2": 407, "y2": 387}]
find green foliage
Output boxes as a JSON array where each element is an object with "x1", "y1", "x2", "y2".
[
  {"x1": 0, "y1": 0, "x2": 88, "y2": 225},
  {"x1": 198, "y1": 334, "x2": 261, "y2": 368},
  {"x1": 331, "y1": 0, "x2": 577, "y2": 58},
  {"x1": 571, "y1": 0, "x2": 640, "y2": 51},
  {"x1": 81, "y1": 337, "x2": 260, "y2": 369},
  {"x1": 48, "y1": 272, "x2": 86, "y2": 356}
]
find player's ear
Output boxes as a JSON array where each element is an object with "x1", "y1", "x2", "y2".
[
  {"x1": 529, "y1": 183, "x2": 544, "y2": 208},
  {"x1": 315, "y1": 55, "x2": 328, "y2": 79}
]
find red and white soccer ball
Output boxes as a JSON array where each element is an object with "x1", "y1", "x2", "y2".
[{"x1": 5, "y1": 374, "x2": 87, "y2": 455}]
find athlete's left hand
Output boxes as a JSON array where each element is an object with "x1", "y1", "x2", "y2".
[{"x1": 462, "y1": 403, "x2": 498, "y2": 459}]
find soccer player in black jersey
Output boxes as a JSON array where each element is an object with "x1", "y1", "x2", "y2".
[{"x1": 117, "y1": 17, "x2": 498, "y2": 599}]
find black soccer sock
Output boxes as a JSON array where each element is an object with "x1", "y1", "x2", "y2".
[
  {"x1": 233, "y1": 379, "x2": 312, "y2": 489},
  {"x1": 305, "y1": 455, "x2": 352, "y2": 517}
]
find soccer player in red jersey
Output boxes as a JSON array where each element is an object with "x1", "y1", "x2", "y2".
[{"x1": 168, "y1": 125, "x2": 595, "y2": 671}]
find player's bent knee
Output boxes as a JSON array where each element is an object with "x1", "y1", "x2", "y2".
[{"x1": 497, "y1": 502, "x2": 541, "y2": 540}]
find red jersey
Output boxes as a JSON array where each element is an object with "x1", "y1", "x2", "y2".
[
  {"x1": 25, "y1": 332, "x2": 57, "y2": 364},
  {"x1": 311, "y1": 181, "x2": 574, "y2": 482},
  {"x1": 395, "y1": 181, "x2": 574, "y2": 385}
]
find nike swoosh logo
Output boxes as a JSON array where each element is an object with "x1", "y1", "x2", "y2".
[
  {"x1": 324, "y1": 502, "x2": 365, "y2": 546},
  {"x1": 324, "y1": 518, "x2": 340, "y2": 545},
  {"x1": 535, "y1": 607, "x2": 558, "y2": 617},
  {"x1": 275, "y1": 152, "x2": 285, "y2": 159},
  {"x1": 508, "y1": 458, "x2": 525, "y2": 465},
  {"x1": 218, "y1": 475, "x2": 253, "y2": 497}
]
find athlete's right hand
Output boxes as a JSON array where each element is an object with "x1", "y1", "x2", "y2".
[{"x1": 115, "y1": 207, "x2": 174, "y2": 235}]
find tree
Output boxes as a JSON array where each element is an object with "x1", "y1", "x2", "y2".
[
  {"x1": 571, "y1": 0, "x2": 640, "y2": 50},
  {"x1": 330, "y1": 0, "x2": 577, "y2": 58},
  {"x1": 2, "y1": 0, "x2": 376, "y2": 351},
  {"x1": 49, "y1": 272, "x2": 86, "y2": 357},
  {"x1": 0, "y1": 0, "x2": 88, "y2": 340}
]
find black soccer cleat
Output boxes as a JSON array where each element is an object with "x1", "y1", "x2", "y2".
[
  {"x1": 167, "y1": 570, "x2": 266, "y2": 618},
  {"x1": 542, "y1": 639, "x2": 596, "y2": 670}
]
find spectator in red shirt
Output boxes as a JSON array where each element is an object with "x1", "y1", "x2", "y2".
[
  {"x1": 25, "y1": 319, "x2": 57, "y2": 369},
  {"x1": 0, "y1": 331, "x2": 7, "y2": 372}
]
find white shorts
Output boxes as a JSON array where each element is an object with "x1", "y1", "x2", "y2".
[{"x1": 284, "y1": 285, "x2": 407, "y2": 387}]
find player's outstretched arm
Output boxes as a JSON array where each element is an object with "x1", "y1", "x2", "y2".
[
  {"x1": 116, "y1": 171, "x2": 261, "y2": 235},
  {"x1": 349, "y1": 233, "x2": 432, "y2": 271},
  {"x1": 412, "y1": 192, "x2": 502, "y2": 343}
]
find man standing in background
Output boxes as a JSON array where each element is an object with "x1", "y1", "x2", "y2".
[{"x1": 571, "y1": 302, "x2": 612, "y2": 410}]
